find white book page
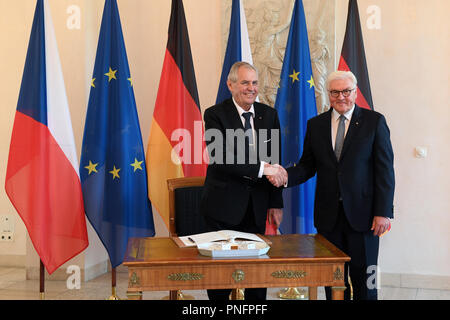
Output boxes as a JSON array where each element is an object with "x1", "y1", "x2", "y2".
[
  {"x1": 178, "y1": 231, "x2": 225, "y2": 247},
  {"x1": 178, "y1": 230, "x2": 264, "y2": 247},
  {"x1": 177, "y1": 236, "x2": 197, "y2": 247},
  {"x1": 189, "y1": 231, "x2": 228, "y2": 244},
  {"x1": 219, "y1": 230, "x2": 264, "y2": 242}
]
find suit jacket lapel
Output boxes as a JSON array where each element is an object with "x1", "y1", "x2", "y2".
[
  {"x1": 252, "y1": 103, "x2": 265, "y2": 156},
  {"x1": 225, "y1": 99, "x2": 244, "y2": 130},
  {"x1": 322, "y1": 109, "x2": 337, "y2": 163},
  {"x1": 340, "y1": 105, "x2": 363, "y2": 161},
  {"x1": 253, "y1": 102, "x2": 264, "y2": 128}
]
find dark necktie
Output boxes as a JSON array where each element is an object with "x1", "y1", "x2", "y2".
[
  {"x1": 242, "y1": 112, "x2": 254, "y2": 147},
  {"x1": 242, "y1": 112, "x2": 254, "y2": 164},
  {"x1": 334, "y1": 115, "x2": 346, "y2": 161}
]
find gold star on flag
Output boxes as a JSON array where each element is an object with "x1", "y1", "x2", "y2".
[
  {"x1": 91, "y1": 78, "x2": 96, "y2": 88},
  {"x1": 128, "y1": 77, "x2": 133, "y2": 87},
  {"x1": 84, "y1": 160, "x2": 98, "y2": 175},
  {"x1": 307, "y1": 76, "x2": 315, "y2": 89},
  {"x1": 289, "y1": 69, "x2": 300, "y2": 83},
  {"x1": 104, "y1": 67, "x2": 117, "y2": 82},
  {"x1": 130, "y1": 158, "x2": 143, "y2": 172},
  {"x1": 109, "y1": 166, "x2": 120, "y2": 180}
]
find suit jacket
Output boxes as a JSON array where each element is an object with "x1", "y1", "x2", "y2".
[
  {"x1": 200, "y1": 99, "x2": 283, "y2": 230},
  {"x1": 287, "y1": 106, "x2": 395, "y2": 232}
]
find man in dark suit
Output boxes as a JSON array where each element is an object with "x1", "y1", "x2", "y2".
[
  {"x1": 200, "y1": 62, "x2": 284, "y2": 300},
  {"x1": 269, "y1": 70, "x2": 395, "y2": 300}
]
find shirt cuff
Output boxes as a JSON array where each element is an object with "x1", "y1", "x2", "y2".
[{"x1": 258, "y1": 161, "x2": 266, "y2": 178}]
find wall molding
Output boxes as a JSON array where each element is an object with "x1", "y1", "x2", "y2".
[
  {"x1": 381, "y1": 272, "x2": 450, "y2": 291},
  {"x1": 0, "y1": 254, "x2": 25, "y2": 268},
  {"x1": 23, "y1": 260, "x2": 108, "y2": 282}
]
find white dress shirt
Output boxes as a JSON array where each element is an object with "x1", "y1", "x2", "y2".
[
  {"x1": 232, "y1": 98, "x2": 265, "y2": 178},
  {"x1": 283, "y1": 105, "x2": 356, "y2": 188},
  {"x1": 331, "y1": 105, "x2": 355, "y2": 150}
]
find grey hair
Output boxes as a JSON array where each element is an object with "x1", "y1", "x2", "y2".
[
  {"x1": 326, "y1": 71, "x2": 357, "y2": 90},
  {"x1": 227, "y1": 61, "x2": 258, "y2": 83}
]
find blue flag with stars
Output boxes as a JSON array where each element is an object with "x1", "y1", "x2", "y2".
[
  {"x1": 80, "y1": 0, "x2": 155, "y2": 268},
  {"x1": 275, "y1": 0, "x2": 317, "y2": 234}
]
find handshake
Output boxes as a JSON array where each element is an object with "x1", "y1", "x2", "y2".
[{"x1": 263, "y1": 163, "x2": 288, "y2": 187}]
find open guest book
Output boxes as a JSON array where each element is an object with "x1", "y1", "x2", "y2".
[{"x1": 176, "y1": 230, "x2": 271, "y2": 257}]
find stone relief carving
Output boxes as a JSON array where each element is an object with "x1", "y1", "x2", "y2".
[
  {"x1": 310, "y1": 28, "x2": 331, "y2": 113},
  {"x1": 221, "y1": 0, "x2": 335, "y2": 114},
  {"x1": 249, "y1": 0, "x2": 294, "y2": 106}
]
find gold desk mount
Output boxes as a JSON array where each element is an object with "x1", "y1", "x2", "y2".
[
  {"x1": 278, "y1": 287, "x2": 308, "y2": 300},
  {"x1": 162, "y1": 290, "x2": 195, "y2": 300},
  {"x1": 229, "y1": 288, "x2": 245, "y2": 300}
]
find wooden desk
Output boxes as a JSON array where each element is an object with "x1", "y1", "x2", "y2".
[{"x1": 123, "y1": 234, "x2": 350, "y2": 300}]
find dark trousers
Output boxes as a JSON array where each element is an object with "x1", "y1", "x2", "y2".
[
  {"x1": 204, "y1": 199, "x2": 267, "y2": 301},
  {"x1": 319, "y1": 202, "x2": 379, "y2": 300}
]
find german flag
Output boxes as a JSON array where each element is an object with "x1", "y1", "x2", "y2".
[
  {"x1": 146, "y1": 0, "x2": 207, "y2": 230},
  {"x1": 338, "y1": 0, "x2": 374, "y2": 110}
]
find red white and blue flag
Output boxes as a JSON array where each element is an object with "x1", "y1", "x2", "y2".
[
  {"x1": 216, "y1": 0, "x2": 253, "y2": 103},
  {"x1": 5, "y1": 0, "x2": 88, "y2": 274}
]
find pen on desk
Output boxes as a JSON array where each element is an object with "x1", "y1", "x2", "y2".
[{"x1": 188, "y1": 237, "x2": 195, "y2": 244}]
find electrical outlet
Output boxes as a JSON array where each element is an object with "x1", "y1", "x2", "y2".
[{"x1": 0, "y1": 215, "x2": 15, "y2": 242}]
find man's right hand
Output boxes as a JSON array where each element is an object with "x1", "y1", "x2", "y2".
[{"x1": 264, "y1": 164, "x2": 287, "y2": 187}]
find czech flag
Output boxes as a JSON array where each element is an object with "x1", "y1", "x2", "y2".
[
  {"x1": 5, "y1": 0, "x2": 88, "y2": 274},
  {"x1": 216, "y1": 0, "x2": 253, "y2": 104},
  {"x1": 146, "y1": 0, "x2": 207, "y2": 230}
]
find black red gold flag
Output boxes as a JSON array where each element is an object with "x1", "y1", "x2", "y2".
[{"x1": 338, "y1": 0, "x2": 374, "y2": 110}]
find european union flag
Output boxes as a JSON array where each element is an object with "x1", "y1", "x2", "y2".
[
  {"x1": 275, "y1": 0, "x2": 317, "y2": 234},
  {"x1": 80, "y1": 0, "x2": 155, "y2": 268}
]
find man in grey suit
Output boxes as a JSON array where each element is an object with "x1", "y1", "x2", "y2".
[{"x1": 269, "y1": 70, "x2": 395, "y2": 300}]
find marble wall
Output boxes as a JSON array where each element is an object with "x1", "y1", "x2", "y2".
[{"x1": 221, "y1": 0, "x2": 336, "y2": 113}]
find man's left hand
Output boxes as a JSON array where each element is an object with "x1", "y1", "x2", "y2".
[{"x1": 371, "y1": 216, "x2": 390, "y2": 237}]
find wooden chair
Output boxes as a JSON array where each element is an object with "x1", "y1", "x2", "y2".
[
  {"x1": 167, "y1": 177, "x2": 207, "y2": 238},
  {"x1": 166, "y1": 177, "x2": 206, "y2": 300},
  {"x1": 166, "y1": 176, "x2": 243, "y2": 300}
]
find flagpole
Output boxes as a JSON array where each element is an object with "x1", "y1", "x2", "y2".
[
  {"x1": 108, "y1": 266, "x2": 120, "y2": 300},
  {"x1": 39, "y1": 259, "x2": 45, "y2": 300}
]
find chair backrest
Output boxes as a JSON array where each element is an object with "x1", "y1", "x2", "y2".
[{"x1": 167, "y1": 177, "x2": 207, "y2": 237}]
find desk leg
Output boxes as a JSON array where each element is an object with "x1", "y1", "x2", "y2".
[
  {"x1": 331, "y1": 286, "x2": 346, "y2": 300},
  {"x1": 308, "y1": 287, "x2": 317, "y2": 300},
  {"x1": 230, "y1": 288, "x2": 244, "y2": 300},
  {"x1": 169, "y1": 290, "x2": 178, "y2": 300},
  {"x1": 127, "y1": 291, "x2": 143, "y2": 300}
]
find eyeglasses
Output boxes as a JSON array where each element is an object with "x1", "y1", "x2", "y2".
[{"x1": 329, "y1": 88, "x2": 356, "y2": 98}]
